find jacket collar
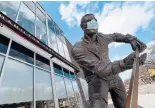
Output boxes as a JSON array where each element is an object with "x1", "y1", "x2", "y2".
[
  {"x1": 83, "y1": 33, "x2": 99, "y2": 44},
  {"x1": 82, "y1": 33, "x2": 101, "y2": 59}
]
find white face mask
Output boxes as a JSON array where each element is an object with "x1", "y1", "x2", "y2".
[{"x1": 86, "y1": 19, "x2": 98, "y2": 30}]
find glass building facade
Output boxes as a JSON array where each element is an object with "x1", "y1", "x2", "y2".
[{"x1": 0, "y1": 1, "x2": 84, "y2": 108}]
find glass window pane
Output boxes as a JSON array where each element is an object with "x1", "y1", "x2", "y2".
[
  {"x1": 72, "y1": 79, "x2": 83, "y2": 108},
  {"x1": 49, "y1": 30, "x2": 58, "y2": 53},
  {"x1": 56, "y1": 37, "x2": 65, "y2": 58},
  {"x1": 55, "y1": 26, "x2": 60, "y2": 37},
  {"x1": 36, "y1": 17, "x2": 47, "y2": 45},
  {"x1": 0, "y1": 55, "x2": 5, "y2": 74},
  {"x1": 23, "y1": 1, "x2": 35, "y2": 14},
  {"x1": 61, "y1": 36, "x2": 66, "y2": 44},
  {"x1": 0, "y1": 1, "x2": 20, "y2": 21},
  {"x1": 9, "y1": 41, "x2": 34, "y2": 64},
  {"x1": 64, "y1": 78, "x2": 76, "y2": 108},
  {"x1": 54, "y1": 68, "x2": 63, "y2": 76},
  {"x1": 70, "y1": 72, "x2": 76, "y2": 80},
  {"x1": 53, "y1": 63, "x2": 63, "y2": 75},
  {"x1": 0, "y1": 58, "x2": 33, "y2": 107},
  {"x1": 35, "y1": 68, "x2": 55, "y2": 108},
  {"x1": 36, "y1": 26, "x2": 41, "y2": 39},
  {"x1": 36, "y1": 17, "x2": 46, "y2": 31},
  {"x1": 80, "y1": 78, "x2": 89, "y2": 101},
  {"x1": 36, "y1": 6, "x2": 46, "y2": 23},
  {"x1": 36, "y1": 54, "x2": 50, "y2": 70},
  {"x1": 48, "y1": 18, "x2": 59, "y2": 53},
  {"x1": 0, "y1": 34, "x2": 10, "y2": 54},
  {"x1": 57, "y1": 31, "x2": 66, "y2": 44},
  {"x1": 63, "y1": 44, "x2": 71, "y2": 62},
  {"x1": 63, "y1": 68, "x2": 70, "y2": 79},
  {"x1": 17, "y1": 2, "x2": 35, "y2": 35},
  {"x1": 55, "y1": 75, "x2": 68, "y2": 108},
  {"x1": 41, "y1": 33, "x2": 48, "y2": 45},
  {"x1": 47, "y1": 17, "x2": 55, "y2": 32}
]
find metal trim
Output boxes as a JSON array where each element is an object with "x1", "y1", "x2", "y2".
[
  {"x1": 8, "y1": 55, "x2": 34, "y2": 67},
  {"x1": 15, "y1": 1, "x2": 21, "y2": 23},
  {"x1": 62, "y1": 68, "x2": 71, "y2": 108},
  {"x1": 54, "y1": 72, "x2": 63, "y2": 77},
  {"x1": 53, "y1": 25, "x2": 60, "y2": 54},
  {"x1": 70, "y1": 71, "x2": 81, "y2": 108},
  {"x1": 50, "y1": 59, "x2": 59, "y2": 108},
  {"x1": 0, "y1": 39, "x2": 12, "y2": 86},
  {"x1": 33, "y1": 53, "x2": 36, "y2": 108},
  {"x1": 34, "y1": 1, "x2": 37, "y2": 38},
  {"x1": 46, "y1": 14, "x2": 50, "y2": 47},
  {"x1": 35, "y1": 66, "x2": 51, "y2": 72},
  {"x1": 76, "y1": 78, "x2": 86, "y2": 108},
  {"x1": 0, "y1": 52, "x2": 6, "y2": 57}
]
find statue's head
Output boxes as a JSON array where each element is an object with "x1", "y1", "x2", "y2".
[{"x1": 80, "y1": 13, "x2": 98, "y2": 35}]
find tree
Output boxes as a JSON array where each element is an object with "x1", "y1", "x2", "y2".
[
  {"x1": 139, "y1": 40, "x2": 155, "y2": 83},
  {"x1": 145, "y1": 40, "x2": 155, "y2": 67}
]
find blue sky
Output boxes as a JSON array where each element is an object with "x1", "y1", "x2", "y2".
[{"x1": 40, "y1": 1, "x2": 155, "y2": 81}]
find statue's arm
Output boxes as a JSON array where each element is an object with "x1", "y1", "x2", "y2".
[
  {"x1": 101, "y1": 32, "x2": 146, "y2": 53},
  {"x1": 103, "y1": 33, "x2": 136, "y2": 44},
  {"x1": 71, "y1": 45, "x2": 126, "y2": 78}
]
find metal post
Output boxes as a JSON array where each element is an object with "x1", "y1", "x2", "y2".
[
  {"x1": 53, "y1": 25, "x2": 59, "y2": 53},
  {"x1": 62, "y1": 68, "x2": 71, "y2": 108},
  {"x1": 45, "y1": 14, "x2": 50, "y2": 47},
  {"x1": 15, "y1": 1, "x2": 22, "y2": 23},
  {"x1": 70, "y1": 72, "x2": 81, "y2": 108},
  {"x1": 33, "y1": 53, "x2": 36, "y2": 108},
  {"x1": 50, "y1": 59, "x2": 59, "y2": 108},
  {"x1": 34, "y1": 2, "x2": 37, "y2": 38},
  {"x1": 0, "y1": 39, "x2": 12, "y2": 87},
  {"x1": 76, "y1": 77, "x2": 87, "y2": 108}
]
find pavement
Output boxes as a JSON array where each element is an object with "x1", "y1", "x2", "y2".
[{"x1": 108, "y1": 82, "x2": 155, "y2": 108}]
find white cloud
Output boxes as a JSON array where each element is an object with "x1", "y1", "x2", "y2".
[
  {"x1": 59, "y1": 1, "x2": 91, "y2": 27},
  {"x1": 59, "y1": 1, "x2": 155, "y2": 47},
  {"x1": 98, "y1": 2, "x2": 155, "y2": 34},
  {"x1": 108, "y1": 42, "x2": 125, "y2": 48}
]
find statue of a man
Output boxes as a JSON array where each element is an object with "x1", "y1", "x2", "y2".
[{"x1": 71, "y1": 13, "x2": 147, "y2": 108}]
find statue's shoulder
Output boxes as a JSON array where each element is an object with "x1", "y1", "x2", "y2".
[
  {"x1": 98, "y1": 32, "x2": 107, "y2": 39},
  {"x1": 72, "y1": 40, "x2": 84, "y2": 53},
  {"x1": 73, "y1": 40, "x2": 83, "y2": 48}
]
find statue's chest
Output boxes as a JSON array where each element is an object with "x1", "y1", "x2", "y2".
[{"x1": 87, "y1": 42, "x2": 109, "y2": 60}]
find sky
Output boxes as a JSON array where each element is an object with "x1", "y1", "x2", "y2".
[{"x1": 39, "y1": 1, "x2": 155, "y2": 81}]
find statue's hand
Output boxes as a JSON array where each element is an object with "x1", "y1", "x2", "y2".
[
  {"x1": 130, "y1": 37, "x2": 147, "y2": 53},
  {"x1": 123, "y1": 52, "x2": 147, "y2": 70}
]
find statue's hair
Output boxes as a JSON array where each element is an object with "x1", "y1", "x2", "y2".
[
  {"x1": 80, "y1": 13, "x2": 95, "y2": 29},
  {"x1": 80, "y1": 13, "x2": 94, "y2": 25}
]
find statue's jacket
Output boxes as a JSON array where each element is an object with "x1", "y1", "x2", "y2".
[{"x1": 71, "y1": 32, "x2": 135, "y2": 81}]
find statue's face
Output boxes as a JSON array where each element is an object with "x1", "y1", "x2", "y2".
[{"x1": 81, "y1": 14, "x2": 98, "y2": 35}]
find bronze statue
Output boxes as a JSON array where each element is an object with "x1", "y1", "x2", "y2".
[{"x1": 71, "y1": 14, "x2": 147, "y2": 108}]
